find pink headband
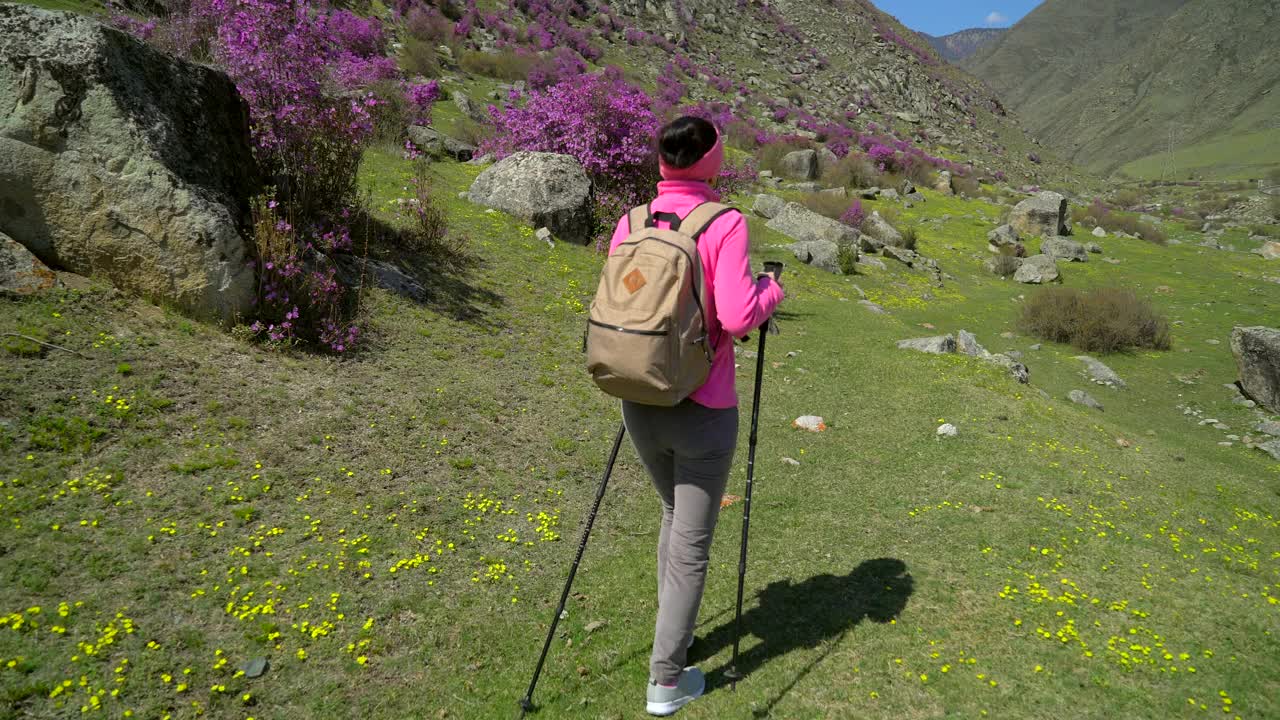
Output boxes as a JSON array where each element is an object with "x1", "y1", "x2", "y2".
[{"x1": 659, "y1": 133, "x2": 724, "y2": 182}]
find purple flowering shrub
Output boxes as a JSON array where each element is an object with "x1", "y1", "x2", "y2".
[
  {"x1": 839, "y1": 200, "x2": 866, "y2": 229},
  {"x1": 483, "y1": 68, "x2": 662, "y2": 224},
  {"x1": 526, "y1": 47, "x2": 588, "y2": 90},
  {"x1": 248, "y1": 198, "x2": 359, "y2": 352}
]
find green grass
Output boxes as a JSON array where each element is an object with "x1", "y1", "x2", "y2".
[
  {"x1": 2, "y1": 146, "x2": 1279, "y2": 720},
  {"x1": 1116, "y1": 128, "x2": 1280, "y2": 182}
]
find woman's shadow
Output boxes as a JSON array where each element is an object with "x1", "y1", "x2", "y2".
[{"x1": 693, "y1": 558, "x2": 914, "y2": 710}]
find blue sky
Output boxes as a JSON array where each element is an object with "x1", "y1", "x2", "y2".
[{"x1": 872, "y1": 0, "x2": 1042, "y2": 36}]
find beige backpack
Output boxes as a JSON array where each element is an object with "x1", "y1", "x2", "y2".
[{"x1": 586, "y1": 202, "x2": 736, "y2": 405}]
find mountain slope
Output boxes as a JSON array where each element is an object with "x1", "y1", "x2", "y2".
[
  {"x1": 922, "y1": 28, "x2": 1005, "y2": 63},
  {"x1": 964, "y1": 0, "x2": 1280, "y2": 178}
]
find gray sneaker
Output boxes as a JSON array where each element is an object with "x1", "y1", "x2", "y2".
[{"x1": 646, "y1": 667, "x2": 705, "y2": 716}]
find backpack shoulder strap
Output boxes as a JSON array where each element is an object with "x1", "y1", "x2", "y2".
[
  {"x1": 680, "y1": 202, "x2": 738, "y2": 242},
  {"x1": 626, "y1": 204, "x2": 652, "y2": 234}
]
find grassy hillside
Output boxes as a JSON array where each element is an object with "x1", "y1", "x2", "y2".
[
  {"x1": 965, "y1": 0, "x2": 1280, "y2": 180},
  {"x1": 3, "y1": 139, "x2": 1279, "y2": 718}
]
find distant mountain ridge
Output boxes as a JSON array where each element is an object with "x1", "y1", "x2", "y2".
[
  {"x1": 963, "y1": 0, "x2": 1280, "y2": 178},
  {"x1": 921, "y1": 28, "x2": 1005, "y2": 63}
]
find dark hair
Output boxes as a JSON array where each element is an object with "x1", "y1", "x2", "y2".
[{"x1": 658, "y1": 116, "x2": 717, "y2": 169}]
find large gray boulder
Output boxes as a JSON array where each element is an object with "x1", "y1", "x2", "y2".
[
  {"x1": 1014, "y1": 254, "x2": 1060, "y2": 284},
  {"x1": 1, "y1": 231, "x2": 57, "y2": 296},
  {"x1": 1232, "y1": 326, "x2": 1280, "y2": 413},
  {"x1": 861, "y1": 211, "x2": 903, "y2": 247},
  {"x1": 779, "y1": 149, "x2": 818, "y2": 181},
  {"x1": 789, "y1": 240, "x2": 842, "y2": 274},
  {"x1": 1009, "y1": 191, "x2": 1069, "y2": 238},
  {"x1": 766, "y1": 203, "x2": 858, "y2": 246},
  {"x1": 1041, "y1": 236, "x2": 1088, "y2": 263},
  {"x1": 752, "y1": 194, "x2": 786, "y2": 219},
  {"x1": 468, "y1": 152, "x2": 593, "y2": 244},
  {"x1": 407, "y1": 125, "x2": 475, "y2": 161},
  {"x1": 0, "y1": 5, "x2": 259, "y2": 322},
  {"x1": 1068, "y1": 389, "x2": 1104, "y2": 411}
]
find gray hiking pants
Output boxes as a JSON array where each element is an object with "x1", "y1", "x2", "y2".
[{"x1": 622, "y1": 399, "x2": 739, "y2": 685}]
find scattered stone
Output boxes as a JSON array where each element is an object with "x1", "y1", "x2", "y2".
[
  {"x1": 1075, "y1": 355, "x2": 1127, "y2": 389},
  {"x1": 0, "y1": 232, "x2": 58, "y2": 296},
  {"x1": 859, "y1": 299, "x2": 888, "y2": 314},
  {"x1": 819, "y1": 186, "x2": 849, "y2": 199},
  {"x1": 1255, "y1": 420, "x2": 1280, "y2": 437},
  {"x1": 407, "y1": 125, "x2": 475, "y2": 161},
  {"x1": 1092, "y1": 226, "x2": 1107, "y2": 238},
  {"x1": 1041, "y1": 236, "x2": 1088, "y2": 263},
  {"x1": 584, "y1": 620, "x2": 607, "y2": 634},
  {"x1": 782, "y1": 457, "x2": 801, "y2": 466},
  {"x1": 1006, "y1": 350, "x2": 1024, "y2": 361},
  {"x1": 1009, "y1": 191, "x2": 1070, "y2": 238},
  {"x1": 780, "y1": 149, "x2": 818, "y2": 180},
  {"x1": 1259, "y1": 241, "x2": 1280, "y2": 260},
  {"x1": 857, "y1": 256, "x2": 887, "y2": 270},
  {"x1": 793, "y1": 415, "x2": 827, "y2": 432},
  {"x1": 451, "y1": 91, "x2": 491, "y2": 123},
  {"x1": 535, "y1": 227, "x2": 554, "y2": 248},
  {"x1": 899, "y1": 180, "x2": 917, "y2": 196},
  {"x1": 860, "y1": 187, "x2": 882, "y2": 200},
  {"x1": 957, "y1": 330, "x2": 988, "y2": 357},
  {"x1": 1068, "y1": 390, "x2": 1103, "y2": 410},
  {"x1": 1231, "y1": 326, "x2": 1280, "y2": 413},
  {"x1": 897, "y1": 335, "x2": 957, "y2": 354},
  {"x1": 986, "y1": 353, "x2": 1030, "y2": 384},
  {"x1": 1206, "y1": 339, "x2": 1220, "y2": 346},
  {"x1": 1, "y1": 4, "x2": 258, "y2": 321},
  {"x1": 752, "y1": 194, "x2": 787, "y2": 219},
  {"x1": 468, "y1": 152, "x2": 594, "y2": 244},
  {"x1": 1030, "y1": 344, "x2": 1042, "y2": 351},
  {"x1": 880, "y1": 189, "x2": 901, "y2": 201},
  {"x1": 936, "y1": 423, "x2": 958, "y2": 438},
  {"x1": 1085, "y1": 242, "x2": 1103, "y2": 254},
  {"x1": 1014, "y1": 254, "x2": 1061, "y2": 284}
]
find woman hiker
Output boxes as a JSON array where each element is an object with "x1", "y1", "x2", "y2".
[{"x1": 605, "y1": 116, "x2": 784, "y2": 715}]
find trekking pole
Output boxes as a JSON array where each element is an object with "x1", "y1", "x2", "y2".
[
  {"x1": 518, "y1": 422, "x2": 627, "y2": 718},
  {"x1": 725, "y1": 261, "x2": 782, "y2": 690}
]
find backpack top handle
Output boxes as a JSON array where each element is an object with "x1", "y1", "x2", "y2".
[{"x1": 626, "y1": 202, "x2": 736, "y2": 241}]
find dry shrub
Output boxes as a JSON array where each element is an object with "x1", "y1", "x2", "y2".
[
  {"x1": 401, "y1": 36, "x2": 442, "y2": 78},
  {"x1": 900, "y1": 156, "x2": 936, "y2": 187},
  {"x1": 451, "y1": 118, "x2": 492, "y2": 148},
  {"x1": 1111, "y1": 188, "x2": 1143, "y2": 209},
  {"x1": 756, "y1": 138, "x2": 815, "y2": 176},
  {"x1": 397, "y1": 160, "x2": 468, "y2": 261},
  {"x1": 1019, "y1": 287, "x2": 1171, "y2": 354},
  {"x1": 989, "y1": 252, "x2": 1021, "y2": 278},
  {"x1": 822, "y1": 154, "x2": 879, "y2": 188},
  {"x1": 800, "y1": 192, "x2": 852, "y2": 220},
  {"x1": 899, "y1": 225, "x2": 918, "y2": 251},
  {"x1": 459, "y1": 49, "x2": 529, "y2": 81},
  {"x1": 723, "y1": 119, "x2": 763, "y2": 151},
  {"x1": 951, "y1": 174, "x2": 980, "y2": 197}
]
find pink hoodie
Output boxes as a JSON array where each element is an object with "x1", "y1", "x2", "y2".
[{"x1": 608, "y1": 180, "x2": 784, "y2": 409}]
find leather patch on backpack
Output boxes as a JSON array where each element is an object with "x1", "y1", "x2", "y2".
[{"x1": 623, "y1": 269, "x2": 647, "y2": 294}]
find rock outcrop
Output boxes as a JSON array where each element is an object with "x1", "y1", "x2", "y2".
[
  {"x1": 1, "y1": 231, "x2": 57, "y2": 296},
  {"x1": 407, "y1": 125, "x2": 475, "y2": 161},
  {"x1": 766, "y1": 203, "x2": 858, "y2": 247},
  {"x1": 467, "y1": 152, "x2": 594, "y2": 244},
  {"x1": 1232, "y1": 326, "x2": 1280, "y2": 413},
  {"x1": 779, "y1": 149, "x2": 818, "y2": 181},
  {"x1": 0, "y1": 5, "x2": 259, "y2": 322}
]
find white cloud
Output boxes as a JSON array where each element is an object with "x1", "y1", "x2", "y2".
[{"x1": 985, "y1": 11, "x2": 1009, "y2": 25}]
